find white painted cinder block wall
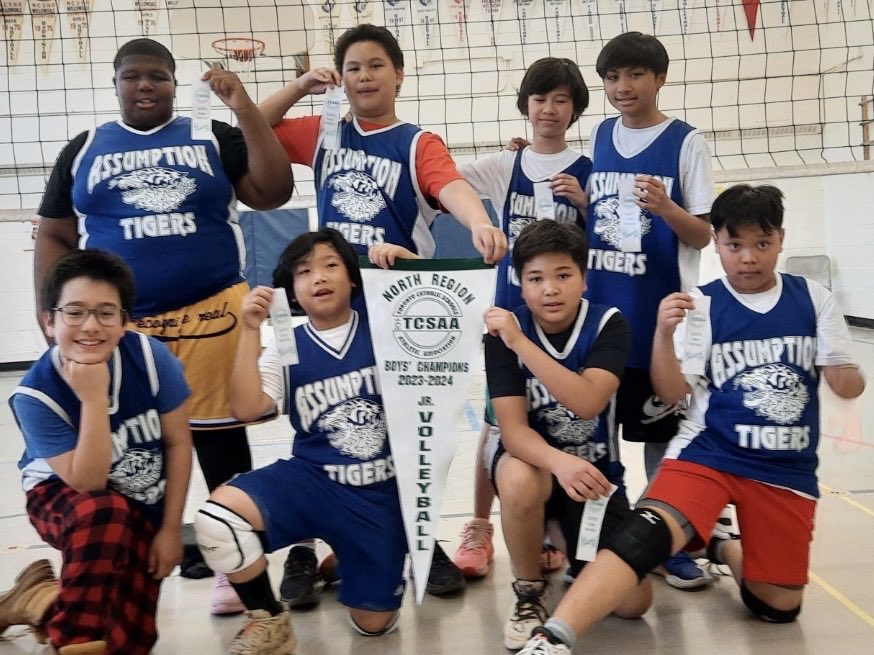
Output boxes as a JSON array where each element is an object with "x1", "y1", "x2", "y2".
[{"x1": 1, "y1": 169, "x2": 872, "y2": 364}]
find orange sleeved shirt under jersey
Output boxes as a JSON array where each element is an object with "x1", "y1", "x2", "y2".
[{"x1": 273, "y1": 115, "x2": 463, "y2": 202}]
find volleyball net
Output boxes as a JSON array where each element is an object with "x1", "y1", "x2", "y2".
[{"x1": 2, "y1": 0, "x2": 873, "y2": 213}]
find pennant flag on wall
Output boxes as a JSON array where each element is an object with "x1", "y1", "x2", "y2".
[
  {"x1": 361, "y1": 258, "x2": 495, "y2": 603},
  {"x1": 742, "y1": 0, "x2": 760, "y2": 39}
]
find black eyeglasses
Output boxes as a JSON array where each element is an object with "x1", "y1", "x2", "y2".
[{"x1": 52, "y1": 304, "x2": 126, "y2": 327}]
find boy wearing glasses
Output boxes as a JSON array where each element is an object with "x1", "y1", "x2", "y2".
[{"x1": 4, "y1": 250, "x2": 192, "y2": 655}]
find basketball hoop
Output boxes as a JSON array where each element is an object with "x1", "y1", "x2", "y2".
[{"x1": 211, "y1": 37, "x2": 265, "y2": 74}]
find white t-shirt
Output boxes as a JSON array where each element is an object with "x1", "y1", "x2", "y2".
[
  {"x1": 589, "y1": 116, "x2": 716, "y2": 216},
  {"x1": 458, "y1": 146, "x2": 583, "y2": 214},
  {"x1": 258, "y1": 314, "x2": 356, "y2": 411},
  {"x1": 673, "y1": 275, "x2": 858, "y2": 384}
]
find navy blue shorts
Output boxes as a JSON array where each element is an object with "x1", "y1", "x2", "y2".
[{"x1": 229, "y1": 458, "x2": 407, "y2": 611}]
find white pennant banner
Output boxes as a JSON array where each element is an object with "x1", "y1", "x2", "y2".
[{"x1": 361, "y1": 258, "x2": 496, "y2": 604}]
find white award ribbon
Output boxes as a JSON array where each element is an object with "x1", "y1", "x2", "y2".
[
  {"x1": 681, "y1": 294, "x2": 711, "y2": 376},
  {"x1": 617, "y1": 176, "x2": 642, "y2": 253},
  {"x1": 270, "y1": 289, "x2": 299, "y2": 367},
  {"x1": 361, "y1": 258, "x2": 496, "y2": 604},
  {"x1": 320, "y1": 85, "x2": 345, "y2": 151},
  {"x1": 191, "y1": 72, "x2": 213, "y2": 141},
  {"x1": 576, "y1": 484, "x2": 617, "y2": 562},
  {"x1": 533, "y1": 181, "x2": 556, "y2": 220}
]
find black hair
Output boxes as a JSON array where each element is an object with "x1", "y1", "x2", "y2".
[
  {"x1": 512, "y1": 221, "x2": 588, "y2": 278},
  {"x1": 113, "y1": 38, "x2": 176, "y2": 74},
  {"x1": 272, "y1": 228, "x2": 362, "y2": 312},
  {"x1": 41, "y1": 249, "x2": 136, "y2": 315},
  {"x1": 516, "y1": 58, "x2": 589, "y2": 126},
  {"x1": 334, "y1": 24, "x2": 403, "y2": 72},
  {"x1": 595, "y1": 32, "x2": 669, "y2": 78},
  {"x1": 711, "y1": 184, "x2": 784, "y2": 237}
]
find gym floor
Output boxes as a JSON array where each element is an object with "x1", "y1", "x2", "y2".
[{"x1": 1, "y1": 329, "x2": 873, "y2": 655}]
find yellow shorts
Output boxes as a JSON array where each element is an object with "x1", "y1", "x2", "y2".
[{"x1": 132, "y1": 282, "x2": 271, "y2": 430}]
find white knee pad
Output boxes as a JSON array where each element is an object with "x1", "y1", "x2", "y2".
[{"x1": 195, "y1": 500, "x2": 264, "y2": 574}]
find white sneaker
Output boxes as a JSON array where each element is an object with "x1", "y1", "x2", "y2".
[
  {"x1": 504, "y1": 580, "x2": 548, "y2": 650},
  {"x1": 228, "y1": 605, "x2": 296, "y2": 655},
  {"x1": 713, "y1": 505, "x2": 740, "y2": 541},
  {"x1": 517, "y1": 636, "x2": 571, "y2": 655},
  {"x1": 210, "y1": 572, "x2": 245, "y2": 615}
]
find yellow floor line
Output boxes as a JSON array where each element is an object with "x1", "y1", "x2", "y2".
[
  {"x1": 809, "y1": 571, "x2": 874, "y2": 629},
  {"x1": 819, "y1": 482, "x2": 874, "y2": 519}
]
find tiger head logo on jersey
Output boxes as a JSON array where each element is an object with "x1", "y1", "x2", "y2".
[
  {"x1": 107, "y1": 167, "x2": 197, "y2": 213},
  {"x1": 592, "y1": 196, "x2": 653, "y2": 249},
  {"x1": 328, "y1": 171, "x2": 387, "y2": 222},
  {"x1": 537, "y1": 405, "x2": 598, "y2": 445},
  {"x1": 733, "y1": 363, "x2": 810, "y2": 425},
  {"x1": 318, "y1": 398, "x2": 388, "y2": 460},
  {"x1": 109, "y1": 448, "x2": 163, "y2": 502},
  {"x1": 508, "y1": 216, "x2": 535, "y2": 248}
]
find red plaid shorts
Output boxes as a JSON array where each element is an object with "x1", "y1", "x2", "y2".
[{"x1": 26, "y1": 479, "x2": 162, "y2": 654}]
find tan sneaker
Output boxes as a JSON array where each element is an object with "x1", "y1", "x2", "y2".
[
  {"x1": 504, "y1": 579, "x2": 548, "y2": 650},
  {"x1": 57, "y1": 641, "x2": 108, "y2": 655},
  {"x1": 228, "y1": 605, "x2": 296, "y2": 655},
  {"x1": 0, "y1": 559, "x2": 59, "y2": 636}
]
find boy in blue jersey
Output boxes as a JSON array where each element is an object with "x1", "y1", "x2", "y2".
[
  {"x1": 34, "y1": 38, "x2": 293, "y2": 614},
  {"x1": 452, "y1": 58, "x2": 592, "y2": 579},
  {"x1": 484, "y1": 221, "x2": 651, "y2": 650},
  {"x1": 585, "y1": 31, "x2": 716, "y2": 588},
  {"x1": 195, "y1": 229, "x2": 411, "y2": 654},
  {"x1": 516, "y1": 185, "x2": 865, "y2": 655},
  {"x1": 261, "y1": 23, "x2": 506, "y2": 264},
  {"x1": 4, "y1": 250, "x2": 192, "y2": 655}
]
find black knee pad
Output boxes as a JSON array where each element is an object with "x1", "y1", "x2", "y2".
[
  {"x1": 601, "y1": 507, "x2": 673, "y2": 580},
  {"x1": 740, "y1": 584, "x2": 801, "y2": 623}
]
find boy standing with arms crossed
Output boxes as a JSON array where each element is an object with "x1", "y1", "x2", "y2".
[
  {"x1": 584, "y1": 31, "x2": 716, "y2": 588},
  {"x1": 517, "y1": 184, "x2": 865, "y2": 655}
]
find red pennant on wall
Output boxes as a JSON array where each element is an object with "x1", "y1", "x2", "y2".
[{"x1": 742, "y1": 0, "x2": 761, "y2": 39}]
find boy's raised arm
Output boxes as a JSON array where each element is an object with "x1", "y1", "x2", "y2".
[
  {"x1": 258, "y1": 68, "x2": 343, "y2": 127},
  {"x1": 651, "y1": 292, "x2": 695, "y2": 404},
  {"x1": 230, "y1": 286, "x2": 279, "y2": 422},
  {"x1": 203, "y1": 69, "x2": 292, "y2": 210}
]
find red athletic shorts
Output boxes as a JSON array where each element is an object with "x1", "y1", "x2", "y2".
[{"x1": 644, "y1": 459, "x2": 816, "y2": 586}]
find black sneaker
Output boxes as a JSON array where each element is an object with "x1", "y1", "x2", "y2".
[
  {"x1": 279, "y1": 546, "x2": 325, "y2": 607},
  {"x1": 426, "y1": 542, "x2": 466, "y2": 595}
]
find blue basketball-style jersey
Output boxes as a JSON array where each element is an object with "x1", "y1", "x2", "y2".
[
  {"x1": 70, "y1": 117, "x2": 244, "y2": 317},
  {"x1": 671, "y1": 275, "x2": 821, "y2": 497},
  {"x1": 12, "y1": 332, "x2": 190, "y2": 522},
  {"x1": 314, "y1": 117, "x2": 437, "y2": 256},
  {"x1": 495, "y1": 150, "x2": 592, "y2": 311},
  {"x1": 586, "y1": 117, "x2": 693, "y2": 368},
  {"x1": 512, "y1": 301, "x2": 626, "y2": 491},
  {"x1": 283, "y1": 312, "x2": 396, "y2": 495}
]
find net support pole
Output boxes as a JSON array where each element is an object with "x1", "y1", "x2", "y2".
[{"x1": 860, "y1": 96, "x2": 873, "y2": 161}]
